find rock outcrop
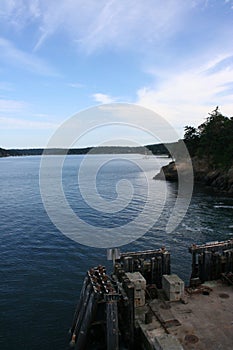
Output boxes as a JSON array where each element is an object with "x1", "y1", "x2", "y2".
[{"x1": 154, "y1": 156, "x2": 233, "y2": 195}]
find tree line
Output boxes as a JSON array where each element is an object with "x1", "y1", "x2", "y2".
[{"x1": 184, "y1": 107, "x2": 233, "y2": 169}]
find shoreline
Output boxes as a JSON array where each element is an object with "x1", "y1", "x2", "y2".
[{"x1": 154, "y1": 157, "x2": 233, "y2": 196}]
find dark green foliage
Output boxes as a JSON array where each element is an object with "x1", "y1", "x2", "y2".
[
  {"x1": 146, "y1": 143, "x2": 170, "y2": 156},
  {"x1": 0, "y1": 147, "x2": 10, "y2": 157},
  {"x1": 184, "y1": 107, "x2": 233, "y2": 169},
  {"x1": 184, "y1": 126, "x2": 200, "y2": 157}
]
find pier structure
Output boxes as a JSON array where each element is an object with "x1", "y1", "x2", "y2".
[
  {"x1": 70, "y1": 247, "x2": 171, "y2": 349},
  {"x1": 115, "y1": 248, "x2": 171, "y2": 288},
  {"x1": 70, "y1": 265, "x2": 121, "y2": 349},
  {"x1": 113, "y1": 248, "x2": 171, "y2": 348},
  {"x1": 189, "y1": 239, "x2": 233, "y2": 285},
  {"x1": 70, "y1": 239, "x2": 233, "y2": 349}
]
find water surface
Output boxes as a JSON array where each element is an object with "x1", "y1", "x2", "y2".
[{"x1": 0, "y1": 155, "x2": 232, "y2": 350}]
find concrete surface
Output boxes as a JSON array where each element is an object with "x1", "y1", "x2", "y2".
[{"x1": 137, "y1": 280, "x2": 233, "y2": 350}]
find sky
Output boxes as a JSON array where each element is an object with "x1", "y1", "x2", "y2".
[{"x1": 0, "y1": 0, "x2": 233, "y2": 148}]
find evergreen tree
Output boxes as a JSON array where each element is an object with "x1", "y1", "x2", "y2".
[{"x1": 184, "y1": 107, "x2": 233, "y2": 168}]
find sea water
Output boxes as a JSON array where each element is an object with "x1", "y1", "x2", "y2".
[{"x1": 0, "y1": 155, "x2": 232, "y2": 350}]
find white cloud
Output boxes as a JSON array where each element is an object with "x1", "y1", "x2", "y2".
[
  {"x1": 0, "y1": 98, "x2": 28, "y2": 113},
  {"x1": 0, "y1": 0, "x2": 41, "y2": 29},
  {"x1": 0, "y1": 98, "x2": 58, "y2": 129},
  {"x1": 32, "y1": 112, "x2": 56, "y2": 119},
  {"x1": 224, "y1": 0, "x2": 233, "y2": 6},
  {"x1": 68, "y1": 82, "x2": 84, "y2": 89},
  {"x1": 92, "y1": 93, "x2": 116, "y2": 104},
  {"x1": 0, "y1": 37, "x2": 58, "y2": 76},
  {"x1": 137, "y1": 54, "x2": 233, "y2": 134},
  {"x1": 1, "y1": 0, "x2": 233, "y2": 54},
  {"x1": 1, "y1": 0, "x2": 233, "y2": 142},
  {"x1": 0, "y1": 115, "x2": 57, "y2": 130},
  {"x1": 0, "y1": 0, "x2": 205, "y2": 53}
]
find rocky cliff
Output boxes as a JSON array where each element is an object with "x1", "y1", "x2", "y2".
[{"x1": 154, "y1": 157, "x2": 233, "y2": 195}]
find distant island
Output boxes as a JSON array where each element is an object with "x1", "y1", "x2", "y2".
[
  {"x1": 2, "y1": 107, "x2": 233, "y2": 195},
  {"x1": 0, "y1": 148, "x2": 11, "y2": 157},
  {"x1": 154, "y1": 107, "x2": 233, "y2": 195},
  {"x1": 0, "y1": 143, "x2": 171, "y2": 157}
]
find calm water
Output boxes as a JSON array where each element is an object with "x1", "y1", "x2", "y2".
[{"x1": 0, "y1": 155, "x2": 233, "y2": 350}]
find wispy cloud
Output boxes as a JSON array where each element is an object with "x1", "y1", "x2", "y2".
[
  {"x1": 1, "y1": 0, "x2": 232, "y2": 62},
  {"x1": 77, "y1": 0, "x2": 192, "y2": 53},
  {"x1": 92, "y1": 93, "x2": 116, "y2": 104},
  {"x1": 0, "y1": 0, "x2": 207, "y2": 53},
  {"x1": 1, "y1": 1, "x2": 233, "y2": 55},
  {"x1": 0, "y1": 98, "x2": 58, "y2": 130},
  {"x1": 0, "y1": 82, "x2": 13, "y2": 91},
  {"x1": 1, "y1": 0, "x2": 233, "y2": 142},
  {"x1": 0, "y1": 37, "x2": 58, "y2": 76},
  {"x1": 0, "y1": 0, "x2": 42, "y2": 30},
  {"x1": 31, "y1": 113, "x2": 53, "y2": 119},
  {"x1": 137, "y1": 54, "x2": 233, "y2": 133},
  {"x1": 67, "y1": 82, "x2": 84, "y2": 89},
  {"x1": 224, "y1": 0, "x2": 233, "y2": 8},
  {"x1": 0, "y1": 98, "x2": 28, "y2": 114},
  {"x1": 0, "y1": 116, "x2": 58, "y2": 130}
]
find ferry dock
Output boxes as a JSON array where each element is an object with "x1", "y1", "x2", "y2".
[{"x1": 69, "y1": 239, "x2": 233, "y2": 349}]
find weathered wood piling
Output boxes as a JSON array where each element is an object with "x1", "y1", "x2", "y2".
[
  {"x1": 70, "y1": 240, "x2": 233, "y2": 349},
  {"x1": 70, "y1": 248, "x2": 171, "y2": 349},
  {"x1": 189, "y1": 239, "x2": 233, "y2": 285}
]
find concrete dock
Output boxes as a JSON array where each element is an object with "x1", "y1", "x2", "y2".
[
  {"x1": 137, "y1": 280, "x2": 233, "y2": 350},
  {"x1": 70, "y1": 239, "x2": 233, "y2": 349}
]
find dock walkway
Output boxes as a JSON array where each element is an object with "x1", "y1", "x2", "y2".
[{"x1": 137, "y1": 280, "x2": 233, "y2": 350}]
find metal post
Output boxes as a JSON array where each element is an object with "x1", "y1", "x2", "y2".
[
  {"x1": 204, "y1": 250, "x2": 212, "y2": 281},
  {"x1": 75, "y1": 292, "x2": 96, "y2": 349},
  {"x1": 191, "y1": 252, "x2": 197, "y2": 278},
  {"x1": 73, "y1": 283, "x2": 92, "y2": 338},
  {"x1": 70, "y1": 276, "x2": 89, "y2": 334},
  {"x1": 106, "y1": 299, "x2": 119, "y2": 350},
  {"x1": 163, "y1": 252, "x2": 171, "y2": 275},
  {"x1": 151, "y1": 257, "x2": 156, "y2": 284},
  {"x1": 126, "y1": 283, "x2": 135, "y2": 349},
  {"x1": 155, "y1": 256, "x2": 162, "y2": 288},
  {"x1": 198, "y1": 253, "x2": 204, "y2": 282},
  {"x1": 123, "y1": 257, "x2": 133, "y2": 272}
]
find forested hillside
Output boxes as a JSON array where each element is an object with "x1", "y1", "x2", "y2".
[
  {"x1": 184, "y1": 107, "x2": 233, "y2": 169},
  {"x1": 155, "y1": 107, "x2": 233, "y2": 195}
]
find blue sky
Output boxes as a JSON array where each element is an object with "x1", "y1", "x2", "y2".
[{"x1": 0, "y1": 0, "x2": 233, "y2": 148}]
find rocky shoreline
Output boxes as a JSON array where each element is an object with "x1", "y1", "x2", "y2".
[{"x1": 154, "y1": 156, "x2": 233, "y2": 195}]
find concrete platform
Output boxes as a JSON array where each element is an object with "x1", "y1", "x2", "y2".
[{"x1": 137, "y1": 280, "x2": 233, "y2": 350}]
